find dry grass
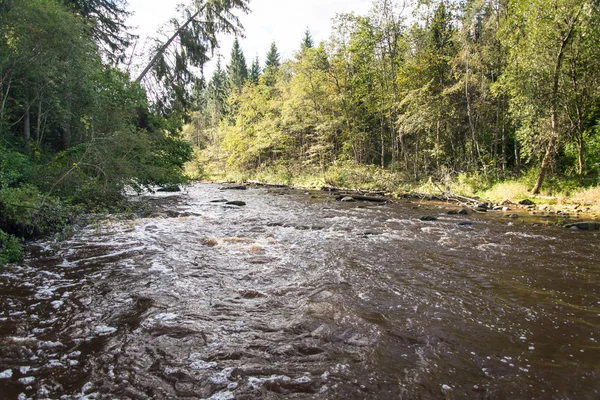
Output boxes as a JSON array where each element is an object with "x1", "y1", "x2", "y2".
[
  {"x1": 248, "y1": 245, "x2": 264, "y2": 253},
  {"x1": 481, "y1": 181, "x2": 532, "y2": 203}
]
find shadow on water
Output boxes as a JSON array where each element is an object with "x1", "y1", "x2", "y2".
[{"x1": 0, "y1": 183, "x2": 599, "y2": 399}]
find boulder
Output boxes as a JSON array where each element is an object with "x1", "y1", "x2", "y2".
[
  {"x1": 226, "y1": 201, "x2": 246, "y2": 206},
  {"x1": 500, "y1": 199, "x2": 515, "y2": 206},
  {"x1": 564, "y1": 221, "x2": 600, "y2": 230},
  {"x1": 458, "y1": 208, "x2": 470, "y2": 215},
  {"x1": 518, "y1": 199, "x2": 534, "y2": 206}
]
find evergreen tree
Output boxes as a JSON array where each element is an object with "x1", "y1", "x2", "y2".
[
  {"x1": 263, "y1": 41, "x2": 280, "y2": 87},
  {"x1": 301, "y1": 28, "x2": 314, "y2": 50},
  {"x1": 227, "y1": 37, "x2": 248, "y2": 93},
  {"x1": 265, "y1": 41, "x2": 281, "y2": 69},
  {"x1": 249, "y1": 55, "x2": 261, "y2": 84},
  {"x1": 207, "y1": 59, "x2": 229, "y2": 126},
  {"x1": 63, "y1": 0, "x2": 133, "y2": 63}
]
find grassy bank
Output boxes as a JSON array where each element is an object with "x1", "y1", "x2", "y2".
[{"x1": 192, "y1": 161, "x2": 600, "y2": 217}]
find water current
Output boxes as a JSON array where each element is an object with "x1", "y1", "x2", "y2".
[{"x1": 0, "y1": 183, "x2": 599, "y2": 399}]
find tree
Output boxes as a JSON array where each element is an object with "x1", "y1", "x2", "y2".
[
  {"x1": 249, "y1": 55, "x2": 261, "y2": 84},
  {"x1": 301, "y1": 28, "x2": 314, "y2": 50},
  {"x1": 63, "y1": 0, "x2": 133, "y2": 63},
  {"x1": 265, "y1": 41, "x2": 281, "y2": 69},
  {"x1": 227, "y1": 37, "x2": 248, "y2": 93},
  {"x1": 263, "y1": 41, "x2": 281, "y2": 87},
  {"x1": 500, "y1": 0, "x2": 595, "y2": 193},
  {"x1": 136, "y1": 0, "x2": 250, "y2": 116}
]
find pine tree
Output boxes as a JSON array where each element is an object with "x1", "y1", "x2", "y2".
[
  {"x1": 265, "y1": 41, "x2": 280, "y2": 69},
  {"x1": 249, "y1": 55, "x2": 261, "y2": 84},
  {"x1": 207, "y1": 58, "x2": 229, "y2": 126},
  {"x1": 301, "y1": 28, "x2": 314, "y2": 50},
  {"x1": 263, "y1": 41, "x2": 280, "y2": 87},
  {"x1": 227, "y1": 37, "x2": 248, "y2": 93}
]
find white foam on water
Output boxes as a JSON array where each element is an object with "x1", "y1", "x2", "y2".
[
  {"x1": 207, "y1": 391, "x2": 235, "y2": 400},
  {"x1": 0, "y1": 369, "x2": 13, "y2": 379},
  {"x1": 94, "y1": 325, "x2": 117, "y2": 336},
  {"x1": 51, "y1": 300, "x2": 64, "y2": 309},
  {"x1": 148, "y1": 262, "x2": 171, "y2": 274},
  {"x1": 154, "y1": 313, "x2": 177, "y2": 321},
  {"x1": 18, "y1": 376, "x2": 35, "y2": 385}
]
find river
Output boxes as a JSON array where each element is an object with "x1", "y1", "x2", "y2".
[{"x1": 0, "y1": 183, "x2": 598, "y2": 399}]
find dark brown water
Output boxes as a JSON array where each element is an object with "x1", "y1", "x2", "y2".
[{"x1": 1, "y1": 183, "x2": 598, "y2": 399}]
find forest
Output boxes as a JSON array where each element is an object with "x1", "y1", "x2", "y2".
[
  {"x1": 2, "y1": 0, "x2": 600, "y2": 263},
  {"x1": 188, "y1": 0, "x2": 600, "y2": 197}
]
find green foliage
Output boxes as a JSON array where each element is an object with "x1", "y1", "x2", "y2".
[
  {"x1": 0, "y1": 185, "x2": 73, "y2": 237},
  {"x1": 0, "y1": 229, "x2": 22, "y2": 265},
  {"x1": 0, "y1": 144, "x2": 34, "y2": 189},
  {"x1": 187, "y1": 0, "x2": 600, "y2": 202},
  {"x1": 0, "y1": 0, "x2": 199, "y2": 244},
  {"x1": 228, "y1": 37, "x2": 248, "y2": 93}
]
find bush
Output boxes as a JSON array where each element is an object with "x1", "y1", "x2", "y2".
[
  {"x1": 0, "y1": 185, "x2": 73, "y2": 237},
  {"x1": 0, "y1": 230, "x2": 22, "y2": 265}
]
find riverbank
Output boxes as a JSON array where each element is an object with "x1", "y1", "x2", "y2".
[{"x1": 198, "y1": 163, "x2": 600, "y2": 225}]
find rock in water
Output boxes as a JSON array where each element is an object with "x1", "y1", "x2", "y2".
[
  {"x1": 458, "y1": 208, "x2": 469, "y2": 215},
  {"x1": 420, "y1": 216, "x2": 438, "y2": 221},
  {"x1": 564, "y1": 221, "x2": 600, "y2": 230},
  {"x1": 157, "y1": 184, "x2": 181, "y2": 192},
  {"x1": 219, "y1": 185, "x2": 247, "y2": 190},
  {"x1": 225, "y1": 201, "x2": 246, "y2": 206},
  {"x1": 340, "y1": 196, "x2": 355, "y2": 202}
]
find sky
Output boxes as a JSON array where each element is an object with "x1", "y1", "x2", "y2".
[{"x1": 127, "y1": 0, "x2": 373, "y2": 78}]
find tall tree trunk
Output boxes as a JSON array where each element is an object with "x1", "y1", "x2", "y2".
[
  {"x1": 531, "y1": 6, "x2": 582, "y2": 194},
  {"x1": 23, "y1": 98, "x2": 31, "y2": 143},
  {"x1": 35, "y1": 99, "x2": 42, "y2": 142}
]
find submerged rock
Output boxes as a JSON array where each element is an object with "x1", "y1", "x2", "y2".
[
  {"x1": 226, "y1": 201, "x2": 246, "y2": 206},
  {"x1": 219, "y1": 185, "x2": 247, "y2": 190},
  {"x1": 565, "y1": 221, "x2": 600, "y2": 230}
]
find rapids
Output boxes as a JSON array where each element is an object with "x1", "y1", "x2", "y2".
[{"x1": 0, "y1": 183, "x2": 598, "y2": 399}]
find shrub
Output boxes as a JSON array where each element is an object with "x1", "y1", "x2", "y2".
[{"x1": 0, "y1": 230, "x2": 22, "y2": 265}]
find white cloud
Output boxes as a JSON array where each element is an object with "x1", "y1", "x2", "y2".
[{"x1": 126, "y1": 0, "x2": 373, "y2": 78}]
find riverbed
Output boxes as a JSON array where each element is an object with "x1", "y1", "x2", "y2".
[{"x1": 0, "y1": 183, "x2": 598, "y2": 399}]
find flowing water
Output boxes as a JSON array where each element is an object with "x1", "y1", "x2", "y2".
[{"x1": 0, "y1": 183, "x2": 599, "y2": 399}]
